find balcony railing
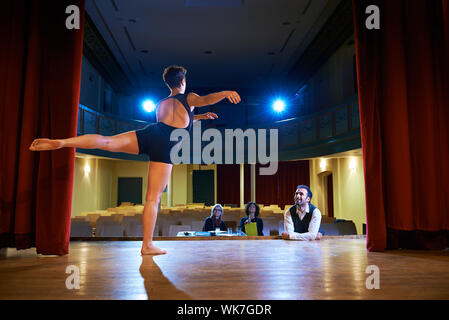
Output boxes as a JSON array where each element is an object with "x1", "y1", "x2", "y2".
[
  {"x1": 273, "y1": 95, "x2": 361, "y2": 159},
  {"x1": 77, "y1": 104, "x2": 150, "y2": 161},
  {"x1": 77, "y1": 104, "x2": 148, "y2": 137}
]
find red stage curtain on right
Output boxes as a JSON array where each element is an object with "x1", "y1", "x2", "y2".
[{"x1": 353, "y1": 0, "x2": 449, "y2": 251}]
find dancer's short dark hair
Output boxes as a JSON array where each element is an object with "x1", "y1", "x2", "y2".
[
  {"x1": 245, "y1": 202, "x2": 260, "y2": 217},
  {"x1": 296, "y1": 185, "x2": 312, "y2": 200},
  {"x1": 163, "y1": 65, "x2": 187, "y2": 89}
]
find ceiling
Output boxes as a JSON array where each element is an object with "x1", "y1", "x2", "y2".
[{"x1": 85, "y1": 0, "x2": 342, "y2": 95}]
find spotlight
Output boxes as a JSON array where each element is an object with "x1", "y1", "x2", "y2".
[
  {"x1": 349, "y1": 158, "x2": 357, "y2": 171},
  {"x1": 142, "y1": 99, "x2": 156, "y2": 112},
  {"x1": 84, "y1": 163, "x2": 90, "y2": 175},
  {"x1": 320, "y1": 159, "x2": 327, "y2": 171},
  {"x1": 272, "y1": 99, "x2": 286, "y2": 113}
]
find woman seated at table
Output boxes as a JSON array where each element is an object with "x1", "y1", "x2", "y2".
[
  {"x1": 203, "y1": 204, "x2": 227, "y2": 232},
  {"x1": 240, "y1": 202, "x2": 264, "y2": 236}
]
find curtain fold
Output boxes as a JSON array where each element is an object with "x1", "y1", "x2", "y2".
[
  {"x1": 0, "y1": 0, "x2": 85, "y2": 255},
  {"x1": 352, "y1": 0, "x2": 449, "y2": 251},
  {"x1": 216, "y1": 164, "x2": 242, "y2": 206}
]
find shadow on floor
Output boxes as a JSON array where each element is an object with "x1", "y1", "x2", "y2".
[{"x1": 139, "y1": 256, "x2": 191, "y2": 300}]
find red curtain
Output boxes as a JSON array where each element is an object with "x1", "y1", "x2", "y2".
[
  {"x1": 217, "y1": 161, "x2": 310, "y2": 209},
  {"x1": 256, "y1": 160, "x2": 309, "y2": 208},
  {"x1": 216, "y1": 164, "x2": 251, "y2": 205},
  {"x1": 0, "y1": 1, "x2": 85, "y2": 255},
  {"x1": 353, "y1": 0, "x2": 449, "y2": 251}
]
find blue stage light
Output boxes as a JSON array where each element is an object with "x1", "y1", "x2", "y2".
[
  {"x1": 142, "y1": 99, "x2": 156, "y2": 112},
  {"x1": 272, "y1": 99, "x2": 286, "y2": 113}
]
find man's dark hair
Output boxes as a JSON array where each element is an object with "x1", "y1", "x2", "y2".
[
  {"x1": 163, "y1": 65, "x2": 187, "y2": 89},
  {"x1": 296, "y1": 185, "x2": 312, "y2": 200},
  {"x1": 245, "y1": 202, "x2": 260, "y2": 217}
]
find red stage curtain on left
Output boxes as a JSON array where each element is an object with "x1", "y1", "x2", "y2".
[
  {"x1": 0, "y1": 1, "x2": 85, "y2": 255},
  {"x1": 353, "y1": 0, "x2": 449, "y2": 251}
]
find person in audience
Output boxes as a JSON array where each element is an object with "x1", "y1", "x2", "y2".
[
  {"x1": 203, "y1": 204, "x2": 227, "y2": 232},
  {"x1": 29, "y1": 65, "x2": 241, "y2": 255},
  {"x1": 282, "y1": 185, "x2": 323, "y2": 241},
  {"x1": 240, "y1": 202, "x2": 264, "y2": 236}
]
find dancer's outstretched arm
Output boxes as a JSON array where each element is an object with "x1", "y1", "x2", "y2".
[
  {"x1": 187, "y1": 91, "x2": 241, "y2": 107},
  {"x1": 29, "y1": 131, "x2": 139, "y2": 154}
]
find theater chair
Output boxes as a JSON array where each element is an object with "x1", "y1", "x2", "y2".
[
  {"x1": 168, "y1": 225, "x2": 191, "y2": 237},
  {"x1": 123, "y1": 219, "x2": 143, "y2": 237},
  {"x1": 95, "y1": 220, "x2": 124, "y2": 237},
  {"x1": 70, "y1": 220, "x2": 93, "y2": 237}
]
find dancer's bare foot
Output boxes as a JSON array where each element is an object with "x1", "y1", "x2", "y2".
[
  {"x1": 316, "y1": 232, "x2": 323, "y2": 240},
  {"x1": 141, "y1": 245, "x2": 167, "y2": 256},
  {"x1": 29, "y1": 138, "x2": 64, "y2": 151}
]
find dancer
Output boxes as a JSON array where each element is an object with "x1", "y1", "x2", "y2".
[{"x1": 29, "y1": 65, "x2": 241, "y2": 255}]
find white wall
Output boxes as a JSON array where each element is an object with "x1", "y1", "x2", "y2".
[
  {"x1": 309, "y1": 155, "x2": 366, "y2": 234},
  {"x1": 71, "y1": 157, "x2": 114, "y2": 216}
]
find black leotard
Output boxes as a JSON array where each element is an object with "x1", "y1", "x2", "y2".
[{"x1": 135, "y1": 93, "x2": 193, "y2": 164}]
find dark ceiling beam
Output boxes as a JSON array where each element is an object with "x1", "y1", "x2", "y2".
[{"x1": 285, "y1": 0, "x2": 353, "y2": 94}]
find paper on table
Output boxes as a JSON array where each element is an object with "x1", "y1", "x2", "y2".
[{"x1": 245, "y1": 222, "x2": 258, "y2": 236}]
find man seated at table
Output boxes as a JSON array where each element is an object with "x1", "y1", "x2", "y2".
[
  {"x1": 203, "y1": 203, "x2": 227, "y2": 232},
  {"x1": 282, "y1": 185, "x2": 323, "y2": 241}
]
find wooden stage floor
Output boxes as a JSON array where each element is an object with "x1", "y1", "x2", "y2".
[{"x1": 1, "y1": 238, "x2": 449, "y2": 300}]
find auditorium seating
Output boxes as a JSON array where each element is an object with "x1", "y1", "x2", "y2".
[
  {"x1": 111, "y1": 213, "x2": 124, "y2": 223},
  {"x1": 86, "y1": 214, "x2": 101, "y2": 228},
  {"x1": 70, "y1": 203, "x2": 359, "y2": 238},
  {"x1": 259, "y1": 209, "x2": 273, "y2": 217},
  {"x1": 320, "y1": 220, "x2": 357, "y2": 236},
  {"x1": 168, "y1": 225, "x2": 191, "y2": 236},
  {"x1": 278, "y1": 220, "x2": 285, "y2": 234},
  {"x1": 123, "y1": 219, "x2": 143, "y2": 237},
  {"x1": 191, "y1": 220, "x2": 204, "y2": 232},
  {"x1": 70, "y1": 220, "x2": 93, "y2": 237},
  {"x1": 121, "y1": 216, "x2": 142, "y2": 235},
  {"x1": 262, "y1": 217, "x2": 281, "y2": 236},
  {"x1": 321, "y1": 216, "x2": 336, "y2": 224},
  {"x1": 95, "y1": 220, "x2": 124, "y2": 237},
  {"x1": 223, "y1": 220, "x2": 237, "y2": 232}
]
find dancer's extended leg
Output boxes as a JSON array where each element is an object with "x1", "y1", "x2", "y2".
[
  {"x1": 29, "y1": 132, "x2": 139, "y2": 154},
  {"x1": 141, "y1": 161, "x2": 172, "y2": 255}
]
